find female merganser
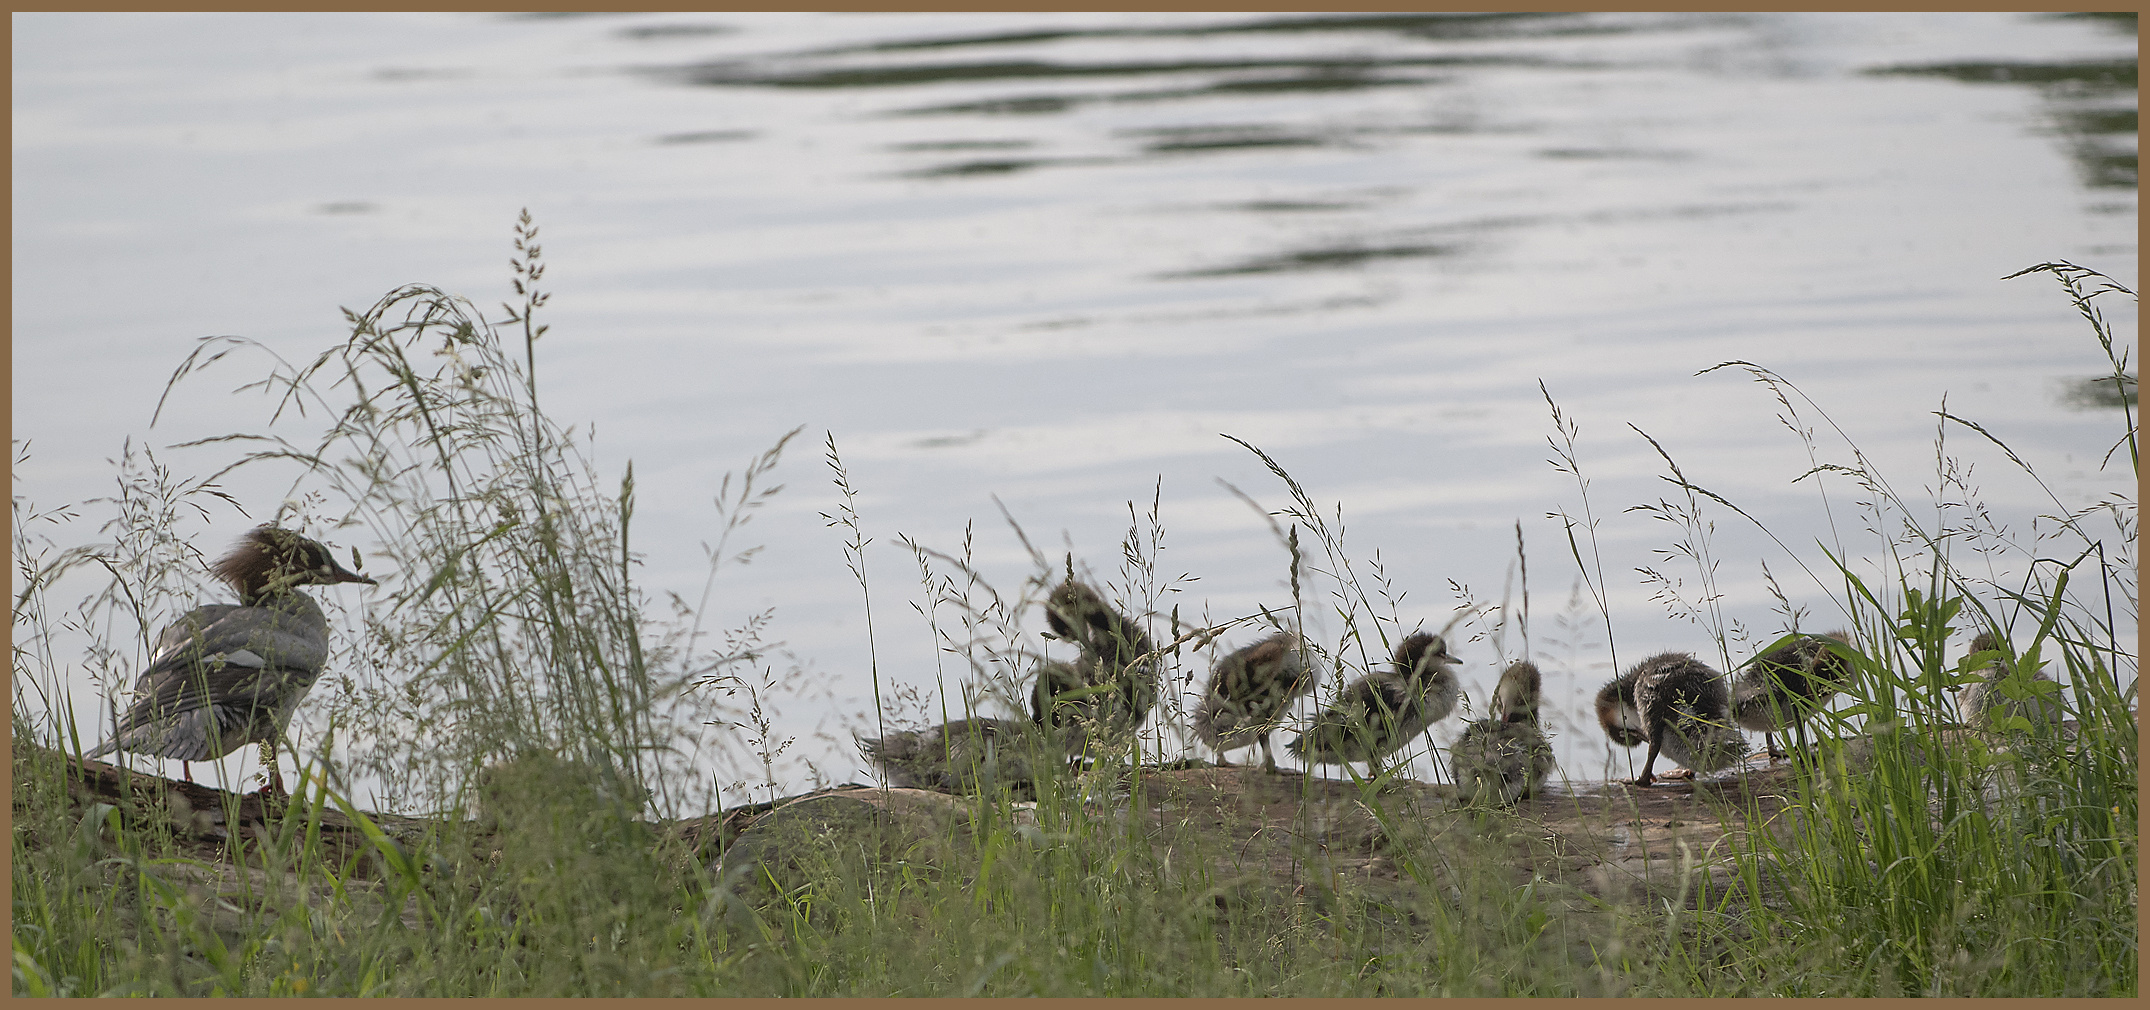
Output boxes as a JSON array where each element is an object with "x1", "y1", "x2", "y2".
[
  {"x1": 87, "y1": 525, "x2": 375, "y2": 794},
  {"x1": 1287, "y1": 632, "x2": 1460, "y2": 780},
  {"x1": 1030, "y1": 579, "x2": 1159, "y2": 743},
  {"x1": 1602, "y1": 652, "x2": 1747, "y2": 787},
  {"x1": 1193, "y1": 632, "x2": 1315, "y2": 772},
  {"x1": 1732, "y1": 631, "x2": 1853, "y2": 759},
  {"x1": 1956, "y1": 632, "x2": 2065, "y2": 728},
  {"x1": 1451, "y1": 660, "x2": 1556, "y2": 805}
]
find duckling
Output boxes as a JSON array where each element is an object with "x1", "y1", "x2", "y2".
[
  {"x1": 87, "y1": 525, "x2": 375, "y2": 795},
  {"x1": 1193, "y1": 632, "x2": 1316, "y2": 772},
  {"x1": 857, "y1": 650, "x2": 1082, "y2": 796},
  {"x1": 1604, "y1": 652, "x2": 1747, "y2": 787},
  {"x1": 1732, "y1": 631, "x2": 1853, "y2": 760},
  {"x1": 1031, "y1": 580, "x2": 1159, "y2": 744},
  {"x1": 1594, "y1": 670, "x2": 1648, "y2": 748},
  {"x1": 1287, "y1": 633, "x2": 1460, "y2": 780},
  {"x1": 1451, "y1": 660, "x2": 1556, "y2": 805},
  {"x1": 858, "y1": 717, "x2": 1053, "y2": 796},
  {"x1": 1956, "y1": 632, "x2": 2065, "y2": 729}
]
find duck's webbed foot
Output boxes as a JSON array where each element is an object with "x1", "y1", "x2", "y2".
[{"x1": 1658, "y1": 766, "x2": 1696, "y2": 781}]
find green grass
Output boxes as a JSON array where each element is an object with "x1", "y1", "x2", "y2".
[{"x1": 11, "y1": 225, "x2": 2135, "y2": 995}]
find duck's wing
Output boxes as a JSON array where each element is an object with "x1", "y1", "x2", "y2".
[
  {"x1": 93, "y1": 653, "x2": 289, "y2": 762},
  {"x1": 136, "y1": 605, "x2": 242, "y2": 691},
  {"x1": 122, "y1": 604, "x2": 331, "y2": 719}
]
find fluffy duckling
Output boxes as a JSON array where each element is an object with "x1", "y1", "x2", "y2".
[
  {"x1": 1193, "y1": 633, "x2": 1316, "y2": 772},
  {"x1": 1451, "y1": 660, "x2": 1556, "y2": 805},
  {"x1": 1602, "y1": 652, "x2": 1747, "y2": 787},
  {"x1": 1956, "y1": 632, "x2": 2065, "y2": 729},
  {"x1": 87, "y1": 525, "x2": 375, "y2": 794},
  {"x1": 1594, "y1": 671, "x2": 1647, "y2": 749},
  {"x1": 1031, "y1": 580, "x2": 1160, "y2": 742},
  {"x1": 858, "y1": 717, "x2": 1055, "y2": 796},
  {"x1": 1732, "y1": 631, "x2": 1853, "y2": 759},
  {"x1": 1287, "y1": 633, "x2": 1460, "y2": 779}
]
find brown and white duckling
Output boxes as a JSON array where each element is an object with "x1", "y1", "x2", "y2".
[
  {"x1": 858, "y1": 647, "x2": 1089, "y2": 796},
  {"x1": 1031, "y1": 579, "x2": 1160, "y2": 744},
  {"x1": 1193, "y1": 632, "x2": 1316, "y2": 772},
  {"x1": 87, "y1": 525, "x2": 376, "y2": 795},
  {"x1": 1287, "y1": 633, "x2": 1461, "y2": 780},
  {"x1": 858, "y1": 716, "x2": 1056, "y2": 796},
  {"x1": 1450, "y1": 660, "x2": 1557, "y2": 806},
  {"x1": 1732, "y1": 631, "x2": 1853, "y2": 759},
  {"x1": 1601, "y1": 652, "x2": 1747, "y2": 787},
  {"x1": 1956, "y1": 632, "x2": 2065, "y2": 729}
]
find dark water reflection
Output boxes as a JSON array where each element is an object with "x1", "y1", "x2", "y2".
[{"x1": 1872, "y1": 56, "x2": 2137, "y2": 190}]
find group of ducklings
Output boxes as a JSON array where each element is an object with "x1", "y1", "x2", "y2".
[
  {"x1": 1596, "y1": 630, "x2": 2068, "y2": 785},
  {"x1": 861, "y1": 579, "x2": 1566, "y2": 805},
  {"x1": 864, "y1": 578, "x2": 2067, "y2": 805}
]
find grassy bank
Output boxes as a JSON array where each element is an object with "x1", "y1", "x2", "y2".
[{"x1": 11, "y1": 229, "x2": 2135, "y2": 995}]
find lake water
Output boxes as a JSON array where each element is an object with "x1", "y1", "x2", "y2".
[{"x1": 13, "y1": 12, "x2": 2137, "y2": 809}]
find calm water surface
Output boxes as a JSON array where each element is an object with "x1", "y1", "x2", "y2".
[{"x1": 13, "y1": 12, "x2": 2137, "y2": 807}]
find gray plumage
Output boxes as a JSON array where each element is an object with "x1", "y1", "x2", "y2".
[
  {"x1": 1605, "y1": 652, "x2": 1748, "y2": 787},
  {"x1": 87, "y1": 525, "x2": 374, "y2": 790},
  {"x1": 1451, "y1": 660, "x2": 1556, "y2": 806},
  {"x1": 1030, "y1": 579, "x2": 1159, "y2": 744},
  {"x1": 1193, "y1": 633, "x2": 1315, "y2": 772},
  {"x1": 1732, "y1": 631, "x2": 1853, "y2": 758},
  {"x1": 858, "y1": 717, "x2": 1055, "y2": 796},
  {"x1": 1287, "y1": 633, "x2": 1460, "y2": 778},
  {"x1": 1957, "y1": 632, "x2": 2065, "y2": 728}
]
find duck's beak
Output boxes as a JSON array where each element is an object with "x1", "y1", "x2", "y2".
[
  {"x1": 328, "y1": 544, "x2": 378, "y2": 585},
  {"x1": 327, "y1": 559, "x2": 378, "y2": 585}
]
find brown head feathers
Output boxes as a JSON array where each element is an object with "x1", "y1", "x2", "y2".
[{"x1": 213, "y1": 525, "x2": 375, "y2": 601}]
